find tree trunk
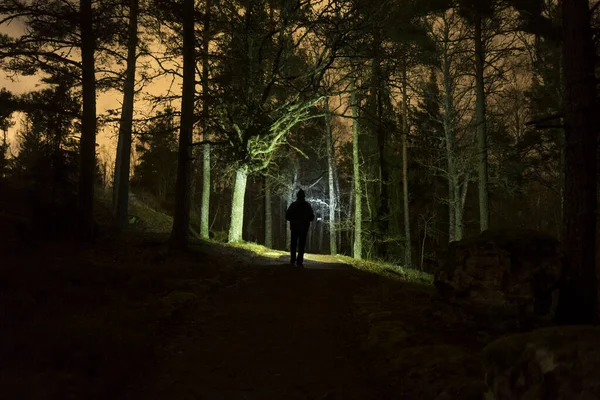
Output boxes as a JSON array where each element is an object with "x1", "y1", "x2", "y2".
[
  {"x1": 474, "y1": 12, "x2": 489, "y2": 232},
  {"x1": 421, "y1": 216, "x2": 429, "y2": 272},
  {"x1": 456, "y1": 174, "x2": 469, "y2": 240},
  {"x1": 348, "y1": 167, "x2": 355, "y2": 254},
  {"x1": 286, "y1": 190, "x2": 292, "y2": 250},
  {"x1": 377, "y1": 105, "x2": 390, "y2": 256},
  {"x1": 264, "y1": 174, "x2": 272, "y2": 248},
  {"x1": 372, "y1": 48, "x2": 389, "y2": 258},
  {"x1": 171, "y1": 0, "x2": 195, "y2": 247},
  {"x1": 555, "y1": 0, "x2": 598, "y2": 325},
  {"x1": 334, "y1": 168, "x2": 342, "y2": 252},
  {"x1": 318, "y1": 204, "x2": 324, "y2": 253},
  {"x1": 558, "y1": 51, "x2": 564, "y2": 241},
  {"x1": 113, "y1": 0, "x2": 138, "y2": 231},
  {"x1": 200, "y1": 0, "x2": 211, "y2": 239},
  {"x1": 442, "y1": 35, "x2": 457, "y2": 243},
  {"x1": 325, "y1": 96, "x2": 337, "y2": 255},
  {"x1": 285, "y1": 172, "x2": 297, "y2": 250},
  {"x1": 402, "y1": 66, "x2": 411, "y2": 266},
  {"x1": 352, "y1": 86, "x2": 362, "y2": 260},
  {"x1": 78, "y1": 0, "x2": 97, "y2": 239},
  {"x1": 279, "y1": 197, "x2": 285, "y2": 249},
  {"x1": 228, "y1": 164, "x2": 249, "y2": 242}
]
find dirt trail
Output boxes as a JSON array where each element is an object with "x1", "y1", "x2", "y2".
[{"x1": 122, "y1": 259, "x2": 385, "y2": 400}]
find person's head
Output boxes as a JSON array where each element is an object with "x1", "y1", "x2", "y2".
[{"x1": 296, "y1": 189, "x2": 305, "y2": 201}]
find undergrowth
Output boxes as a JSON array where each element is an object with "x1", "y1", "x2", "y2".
[{"x1": 341, "y1": 256, "x2": 434, "y2": 285}]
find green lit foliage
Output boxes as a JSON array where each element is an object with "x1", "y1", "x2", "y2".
[{"x1": 210, "y1": 0, "x2": 339, "y2": 174}]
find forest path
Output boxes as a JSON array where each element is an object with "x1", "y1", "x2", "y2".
[{"x1": 122, "y1": 255, "x2": 385, "y2": 400}]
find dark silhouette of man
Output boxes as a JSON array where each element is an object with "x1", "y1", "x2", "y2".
[{"x1": 285, "y1": 189, "x2": 314, "y2": 267}]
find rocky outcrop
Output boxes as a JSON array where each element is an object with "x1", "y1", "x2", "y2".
[
  {"x1": 434, "y1": 229, "x2": 561, "y2": 320},
  {"x1": 483, "y1": 326, "x2": 600, "y2": 399}
]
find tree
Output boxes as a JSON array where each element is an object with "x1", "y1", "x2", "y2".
[
  {"x1": 324, "y1": 97, "x2": 338, "y2": 255},
  {"x1": 555, "y1": 0, "x2": 598, "y2": 325},
  {"x1": 0, "y1": 88, "x2": 14, "y2": 181},
  {"x1": 170, "y1": 0, "x2": 196, "y2": 247},
  {"x1": 113, "y1": 0, "x2": 140, "y2": 231},
  {"x1": 132, "y1": 108, "x2": 179, "y2": 205},
  {"x1": 10, "y1": 81, "x2": 82, "y2": 233},
  {"x1": 351, "y1": 85, "x2": 362, "y2": 259},
  {"x1": 420, "y1": 8, "x2": 475, "y2": 243},
  {"x1": 210, "y1": 0, "x2": 339, "y2": 243},
  {"x1": 77, "y1": 0, "x2": 98, "y2": 238},
  {"x1": 0, "y1": 0, "x2": 126, "y2": 238},
  {"x1": 336, "y1": 0, "x2": 448, "y2": 261},
  {"x1": 459, "y1": 0, "x2": 495, "y2": 232},
  {"x1": 264, "y1": 174, "x2": 273, "y2": 248},
  {"x1": 401, "y1": 63, "x2": 411, "y2": 266},
  {"x1": 200, "y1": 0, "x2": 213, "y2": 239}
]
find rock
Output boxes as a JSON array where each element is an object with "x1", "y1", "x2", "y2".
[
  {"x1": 390, "y1": 345, "x2": 486, "y2": 399},
  {"x1": 434, "y1": 229, "x2": 561, "y2": 320},
  {"x1": 483, "y1": 326, "x2": 600, "y2": 399}
]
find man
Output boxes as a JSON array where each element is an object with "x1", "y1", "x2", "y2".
[{"x1": 285, "y1": 189, "x2": 314, "y2": 267}]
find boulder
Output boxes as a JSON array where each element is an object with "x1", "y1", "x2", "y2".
[
  {"x1": 434, "y1": 229, "x2": 561, "y2": 319},
  {"x1": 483, "y1": 326, "x2": 600, "y2": 399}
]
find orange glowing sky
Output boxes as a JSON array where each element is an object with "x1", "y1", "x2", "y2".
[{"x1": 0, "y1": 18, "x2": 184, "y2": 166}]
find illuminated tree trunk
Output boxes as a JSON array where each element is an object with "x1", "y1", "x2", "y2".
[
  {"x1": 351, "y1": 86, "x2": 362, "y2": 260},
  {"x1": 401, "y1": 66, "x2": 411, "y2": 266},
  {"x1": 113, "y1": 0, "x2": 138, "y2": 231},
  {"x1": 555, "y1": 0, "x2": 598, "y2": 325},
  {"x1": 334, "y1": 169, "x2": 342, "y2": 252},
  {"x1": 325, "y1": 96, "x2": 337, "y2": 255},
  {"x1": 264, "y1": 174, "x2": 272, "y2": 248},
  {"x1": 285, "y1": 172, "x2": 297, "y2": 250},
  {"x1": 474, "y1": 12, "x2": 489, "y2": 232},
  {"x1": 200, "y1": 0, "x2": 211, "y2": 239},
  {"x1": 348, "y1": 170, "x2": 354, "y2": 252},
  {"x1": 456, "y1": 174, "x2": 469, "y2": 240},
  {"x1": 78, "y1": 0, "x2": 97, "y2": 239},
  {"x1": 228, "y1": 164, "x2": 248, "y2": 242},
  {"x1": 318, "y1": 204, "x2": 324, "y2": 253},
  {"x1": 441, "y1": 31, "x2": 457, "y2": 242},
  {"x1": 286, "y1": 191, "x2": 292, "y2": 250},
  {"x1": 171, "y1": 0, "x2": 195, "y2": 247},
  {"x1": 279, "y1": 198, "x2": 285, "y2": 249}
]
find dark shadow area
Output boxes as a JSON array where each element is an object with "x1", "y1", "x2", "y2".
[
  {"x1": 0, "y1": 184, "x2": 559, "y2": 400},
  {"x1": 0, "y1": 226, "x2": 531, "y2": 400}
]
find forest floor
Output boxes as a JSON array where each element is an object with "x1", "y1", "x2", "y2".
[{"x1": 1, "y1": 229, "x2": 517, "y2": 400}]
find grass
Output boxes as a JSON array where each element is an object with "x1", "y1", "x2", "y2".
[
  {"x1": 217, "y1": 239, "x2": 434, "y2": 286},
  {"x1": 95, "y1": 189, "x2": 174, "y2": 234},
  {"x1": 338, "y1": 255, "x2": 434, "y2": 285},
  {"x1": 224, "y1": 241, "x2": 287, "y2": 258}
]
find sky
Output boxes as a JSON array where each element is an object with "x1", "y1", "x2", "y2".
[
  {"x1": 0, "y1": 6, "x2": 360, "y2": 174},
  {"x1": 0, "y1": 18, "x2": 181, "y2": 168}
]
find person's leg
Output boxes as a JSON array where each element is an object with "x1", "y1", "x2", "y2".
[
  {"x1": 290, "y1": 229, "x2": 298, "y2": 264},
  {"x1": 297, "y1": 230, "x2": 308, "y2": 266}
]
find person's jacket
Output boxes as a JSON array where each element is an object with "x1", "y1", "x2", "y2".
[{"x1": 286, "y1": 200, "x2": 315, "y2": 232}]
